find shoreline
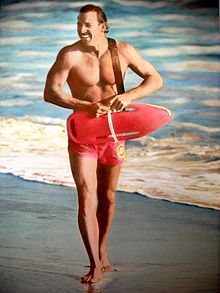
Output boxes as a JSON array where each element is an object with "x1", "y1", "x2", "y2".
[
  {"x1": 1, "y1": 173, "x2": 219, "y2": 292},
  {"x1": 1, "y1": 169, "x2": 219, "y2": 212},
  {"x1": 0, "y1": 116, "x2": 219, "y2": 211}
]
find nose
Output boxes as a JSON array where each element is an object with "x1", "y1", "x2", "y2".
[{"x1": 78, "y1": 24, "x2": 87, "y2": 35}]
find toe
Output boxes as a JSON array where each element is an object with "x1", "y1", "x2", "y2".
[{"x1": 102, "y1": 265, "x2": 118, "y2": 272}]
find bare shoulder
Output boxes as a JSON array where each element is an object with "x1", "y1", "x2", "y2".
[
  {"x1": 117, "y1": 41, "x2": 142, "y2": 64},
  {"x1": 116, "y1": 41, "x2": 160, "y2": 78},
  {"x1": 117, "y1": 41, "x2": 135, "y2": 52},
  {"x1": 55, "y1": 41, "x2": 81, "y2": 68}
]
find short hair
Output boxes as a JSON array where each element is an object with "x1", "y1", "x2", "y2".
[{"x1": 79, "y1": 4, "x2": 109, "y2": 33}]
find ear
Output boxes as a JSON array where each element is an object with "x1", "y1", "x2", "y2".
[{"x1": 101, "y1": 22, "x2": 107, "y2": 33}]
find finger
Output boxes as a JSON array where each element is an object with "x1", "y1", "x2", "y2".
[
  {"x1": 96, "y1": 113, "x2": 105, "y2": 117},
  {"x1": 99, "y1": 104, "x2": 110, "y2": 111},
  {"x1": 96, "y1": 110, "x2": 108, "y2": 117},
  {"x1": 97, "y1": 108, "x2": 108, "y2": 115},
  {"x1": 116, "y1": 102, "x2": 124, "y2": 111},
  {"x1": 109, "y1": 96, "x2": 117, "y2": 106},
  {"x1": 110, "y1": 99, "x2": 117, "y2": 109},
  {"x1": 111, "y1": 100, "x2": 123, "y2": 111}
]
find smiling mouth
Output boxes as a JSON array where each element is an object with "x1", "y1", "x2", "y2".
[{"x1": 80, "y1": 34, "x2": 91, "y2": 41}]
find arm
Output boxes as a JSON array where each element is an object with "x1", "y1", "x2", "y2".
[
  {"x1": 43, "y1": 49, "x2": 91, "y2": 111},
  {"x1": 110, "y1": 42, "x2": 163, "y2": 111}
]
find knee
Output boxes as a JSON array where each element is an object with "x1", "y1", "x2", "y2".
[
  {"x1": 106, "y1": 189, "x2": 116, "y2": 205},
  {"x1": 99, "y1": 188, "x2": 116, "y2": 207},
  {"x1": 77, "y1": 184, "x2": 96, "y2": 211}
]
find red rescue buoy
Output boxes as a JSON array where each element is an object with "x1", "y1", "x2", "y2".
[{"x1": 67, "y1": 103, "x2": 173, "y2": 144}]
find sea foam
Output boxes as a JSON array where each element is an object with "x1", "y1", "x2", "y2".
[{"x1": 0, "y1": 116, "x2": 219, "y2": 210}]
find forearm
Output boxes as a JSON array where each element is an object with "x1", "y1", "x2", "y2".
[
  {"x1": 110, "y1": 73, "x2": 163, "y2": 111},
  {"x1": 44, "y1": 86, "x2": 91, "y2": 111},
  {"x1": 126, "y1": 74, "x2": 163, "y2": 102}
]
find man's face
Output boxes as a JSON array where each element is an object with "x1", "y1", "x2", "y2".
[{"x1": 77, "y1": 11, "x2": 104, "y2": 46}]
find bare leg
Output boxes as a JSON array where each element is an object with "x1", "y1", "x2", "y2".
[
  {"x1": 69, "y1": 150, "x2": 102, "y2": 283},
  {"x1": 97, "y1": 163, "x2": 121, "y2": 272}
]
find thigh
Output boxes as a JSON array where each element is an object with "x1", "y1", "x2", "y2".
[
  {"x1": 97, "y1": 163, "x2": 121, "y2": 195},
  {"x1": 69, "y1": 150, "x2": 98, "y2": 196}
]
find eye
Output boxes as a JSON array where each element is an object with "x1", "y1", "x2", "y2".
[{"x1": 85, "y1": 23, "x2": 92, "y2": 28}]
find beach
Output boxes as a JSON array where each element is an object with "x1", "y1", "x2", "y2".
[
  {"x1": 1, "y1": 0, "x2": 220, "y2": 210},
  {"x1": 0, "y1": 173, "x2": 219, "y2": 292},
  {"x1": 0, "y1": 0, "x2": 220, "y2": 292}
]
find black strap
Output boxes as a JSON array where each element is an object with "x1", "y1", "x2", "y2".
[{"x1": 108, "y1": 38, "x2": 125, "y2": 94}]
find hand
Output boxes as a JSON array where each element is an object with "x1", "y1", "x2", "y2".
[
  {"x1": 109, "y1": 94, "x2": 131, "y2": 112},
  {"x1": 101, "y1": 95, "x2": 116, "y2": 107},
  {"x1": 90, "y1": 102, "x2": 110, "y2": 117}
]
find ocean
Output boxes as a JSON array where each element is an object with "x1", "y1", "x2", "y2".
[{"x1": 0, "y1": 0, "x2": 219, "y2": 210}]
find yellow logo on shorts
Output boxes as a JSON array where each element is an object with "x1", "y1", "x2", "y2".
[{"x1": 116, "y1": 143, "x2": 125, "y2": 159}]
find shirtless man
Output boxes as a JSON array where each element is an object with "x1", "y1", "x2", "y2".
[{"x1": 44, "y1": 4, "x2": 163, "y2": 283}]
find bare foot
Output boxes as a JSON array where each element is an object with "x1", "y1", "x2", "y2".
[
  {"x1": 81, "y1": 267, "x2": 103, "y2": 283},
  {"x1": 100, "y1": 255, "x2": 117, "y2": 272},
  {"x1": 102, "y1": 264, "x2": 117, "y2": 272}
]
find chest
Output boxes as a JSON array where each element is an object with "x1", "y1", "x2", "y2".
[{"x1": 69, "y1": 52, "x2": 118, "y2": 86}]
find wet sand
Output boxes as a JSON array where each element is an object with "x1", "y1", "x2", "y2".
[{"x1": 0, "y1": 173, "x2": 219, "y2": 293}]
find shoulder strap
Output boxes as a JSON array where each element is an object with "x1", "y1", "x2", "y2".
[{"x1": 108, "y1": 38, "x2": 125, "y2": 94}]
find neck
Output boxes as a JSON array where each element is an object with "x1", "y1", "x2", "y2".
[{"x1": 84, "y1": 36, "x2": 108, "y2": 58}]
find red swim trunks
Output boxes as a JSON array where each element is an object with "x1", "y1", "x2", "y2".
[{"x1": 68, "y1": 140, "x2": 125, "y2": 166}]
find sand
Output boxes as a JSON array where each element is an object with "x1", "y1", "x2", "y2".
[{"x1": 0, "y1": 173, "x2": 219, "y2": 293}]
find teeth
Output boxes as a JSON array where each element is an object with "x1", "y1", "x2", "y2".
[{"x1": 81, "y1": 35, "x2": 90, "y2": 40}]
